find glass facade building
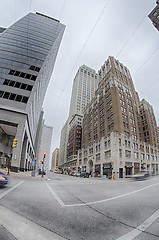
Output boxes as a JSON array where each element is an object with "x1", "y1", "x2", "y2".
[{"x1": 0, "y1": 12, "x2": 65, "y2": 171}]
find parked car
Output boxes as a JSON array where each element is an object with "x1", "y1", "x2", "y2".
[
  {"x1": 131, "y1": 171, "x2": 151, "y2": 180},
  {"x1": 0, "y1": 171, "x2": 8, "y2": 186},
  {"x1": 73, "y1": 172, "x2": 81, "y2": 177},
  {"x1": 80, "y1": 172, "x2": 90, "y2": 178}
]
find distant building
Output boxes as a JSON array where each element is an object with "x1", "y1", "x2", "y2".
[
  {"x1": 59, "y1": 120, "x2": 69, "y2": 166},
  {"x1": 0, "y1": 12, "x2": 65, "y2": 172},
  {"x1": 69, "y1": 65, "x2": 98, "y2": 118},
  {"x1": 148, "y1": 2, "x2": 159, "y2": 31},
  {"x1": 59, "y1": 65, "x2": 98, "y2": 170},
  {"x1": 39, "y1": 125, "x2": 53, "y2": 170},
  {"x1": 51, "y1": 148, "x2": 59, "y2": 172}
]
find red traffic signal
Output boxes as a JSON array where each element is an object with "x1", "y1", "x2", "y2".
[{"x1": 43, "y1": 152, "x2": 46, "y2": 158}]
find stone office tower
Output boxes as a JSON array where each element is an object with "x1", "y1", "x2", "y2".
[
  {"x1": 78, "y1": 56, "x2": 159, "y2": 178},
  {"x1": 0, "y1": 12, "x2": 65, "y2": 172}
]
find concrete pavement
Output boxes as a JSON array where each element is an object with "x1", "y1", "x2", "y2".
[{"x1": 0, "y1": 205, "x2": 66, "y2": 240}]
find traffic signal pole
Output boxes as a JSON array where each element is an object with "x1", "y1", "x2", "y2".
[{"x1": 41, "y1": 152, "x2": 46, "y2": 178}]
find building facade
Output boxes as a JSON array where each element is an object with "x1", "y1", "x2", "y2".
[
  {"x1": 0, "y1": 12, "x2": 65, "y2": 171},
  {"x1": 59, "y1": 65, "x2": 98, "y2": 170},
  {"x1": 69, "y1": 65, "x2": 98, "y2": 118},
  {"x1": 77, "y1": 56, "x2": 159, "y2": 178},
  {"x1": 51, "y1": 148, "x2": 59, "y2": 172},
  {"x1": 148, "y1": 2, "x2": 159, "y2": 31},
  {"x1": 38, "y1": 125, "x2": 53, "y2": 170}
]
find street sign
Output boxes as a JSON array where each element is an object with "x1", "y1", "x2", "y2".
[{"x1": 32, "y1": 160, "x2": 35, "y2": 166}]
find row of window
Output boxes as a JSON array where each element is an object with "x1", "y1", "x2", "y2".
[
  {"x1": 0, "y1": 42, "x2": 46, "y2": 59},
  {"x1": 0, "y1": 78, "x2": 33, "y2": 91},
  {"x1": 18, "y1": 16, "x2": 60, "y2": 36},
  {"x1": 0, "y1": 67, "x2": 37, "y2": 81},
  {"x1": 0, "y1": 90, "x2": 28, "y2": 103},
  {"x1": 9, "y1": 27, "x2": 54, "y2": 45},
  {"x1": 0, "y1": 36, "x2": 49, "y2": 53},
  {"x1": 1, "y1": 35, "x2": 51, "y2": 51},
  {"x1": 0, "y1": 49, "x2": 43, "y2": 64},
  {"x1": 0, "y1": 57, "x2": 40, "y2": 72},
  {"x1": 4, "y1": 32, "x2": 52, "y2": 49}
]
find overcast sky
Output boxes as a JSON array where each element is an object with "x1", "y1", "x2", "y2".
[{"x1": 0, "y1": 0, "x2": 159, "y2": 152}]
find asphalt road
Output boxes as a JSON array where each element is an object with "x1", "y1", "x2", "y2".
[{"x1": 0, "y1": 170, "x2": 159, "y2": 240}]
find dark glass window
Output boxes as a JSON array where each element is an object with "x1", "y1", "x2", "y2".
[
  {"x1": 14, "y1": 82, "x2": 21, "y2": 88},
  {"x1": 3, "y1": 92, "x2": 10, "y2": 99},
  {"x1": 20, "y1": 72, "x2": 26, "y2": 78},
  {"x1": 9, "y1": 70, "x2": 15, "y2": 75},
  {"x1": 14, "y1": 71, "x2": 20, "y2": 76},
  {"x1": 35, "y1": 67, "x2": 40, "y2": 72},
  {"x1": 9, "y1": 81, "x2": 15, "y2": 87},
  {"x1": 26, "y1": 85, "x2": 33, "y2": 91},
  {"x1": 22, "y1": 96, "x2": 28, "y2": 103},
  {"x1": 30, "y1": 65, "x2": 35, "y2": 70},
  {"x1": 0, "y1": 91, "x2": 4, "y2": 97},
  {"x1": 21, "y1": 84, "x2": 27, "y2": 90},
  {"x1": 0, "y1": 78, "x2": 5, "y2": 84},
  {"x1": 31, "y1": 75, "x2": 36, "y2": 81},
  {"x1": 3, "y1": 79, "x2": 10, "y2": 85},
  {"x1": 25, "y1": 74, "x2": 31, "y2": 79},
  {"x1": 9, "y1": 93, "x2": 16, "y2": 100},
  {"x1": 15, "y1": 95, "x2": 22, "y2": 102}
]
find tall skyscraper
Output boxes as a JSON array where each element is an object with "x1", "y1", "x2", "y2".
[
  {"x1": 77, "y1": 56, "x2": 159, "y2": 178},
  {"x1": 0, "y1": 12, "x2": 65, "y2": 172},
  {"x1": 59, "y1": 65, "x2": 98, "y2": 168},
  {"x1": 69, "y1": 65, "x2": 98, "y2": 118},
  {"x1": 51, "y1": 148, "x2": 59, "y2": 172},
  {"x1": 39, "y1": 125, "x2": 53, "y2": 170}
]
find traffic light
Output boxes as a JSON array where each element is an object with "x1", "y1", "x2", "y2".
[
  {"x1": 43, "y1": 152, "x2": 46, "y2": 158},
  {"x1": 12, "y1": 138, "x2": 17, "y2": 148}
]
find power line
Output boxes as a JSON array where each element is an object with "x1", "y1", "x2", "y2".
[
  {"x1": 117, "y1": 2, "x2": 155, "y2": 57},
  {"x1": 59, "y1": 0, "x2": 67, "y2": 20},
  {"x1": 56, "y1": 0, "x2": 112, "y2": 101},
  {"x1": 50, "y1": 0, "x2": 112, "y2": 146},
  {"x1": 132, "y1": 44, "x2": 159, "y2": 77},
  {"x1": 140, "y1": 77, "x2": 159, "y2": 95}
]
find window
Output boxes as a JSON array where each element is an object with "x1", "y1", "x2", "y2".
[
  {"x1": 15, "y1": 82, "x2": 21, "y2": 88},
  {"x1": 119, "y1": 149, "x2": 122, "y2": 157},
  {"x1": 3, "y1": 79, "x2": 10, "y2": 85},
  {"x1": 0, "y1": 91, "x2": 4, "y2": 97},
  {"x1": 3, "y1": 92, "x2": 10, "y2": 99},
  {"x1": 22, "y1": 96, "x2": 28, "y2": 103},
  {"x1": 125, "y1": 150, "x2": 131, "y2": 158},
  {"x1": 105, "y1": 150, "x2": 111, "y2": 158},
  {"x1": 21, "y1": 84, "x2": 27, "y2": 90},
  {"x1": 15, "y1": 95, "x2": 22, "y2": 102},
  {"x1": 96, "y1": 154, "x2": 100, "y2": 161},
  {"x1": 9, "y1": 93, "x2": 16, "y2": 100}
]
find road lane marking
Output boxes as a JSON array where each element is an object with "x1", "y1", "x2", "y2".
[
  {"x1": 46, "y1": 183, "x2": 65, "y2": 207},
  {"x1": 0, "y1": 181, "x2": 24, "y2": 199},
  {"x1": 0, "y1": 205, "x2": 65, "y2": 240},
  {"x1": 65, "y1": 182, "x2": 159, "y2": 207},
  {"x1": 117, "y1": 209, "x2": 159, "y2": 240},
  {"x1": 46, "y1": 182, "x2": 159, "y2": 208}
]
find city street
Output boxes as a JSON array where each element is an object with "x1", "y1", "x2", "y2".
[{"x1": 0, "y1": 171, "x2": 159, "y2": 240}]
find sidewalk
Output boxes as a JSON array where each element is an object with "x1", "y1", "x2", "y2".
[
  {"x1": 0, "y1": 224, "x2": 17, "y2": 240},
  {"x1": 0, "y1": 168, "x2": 47, "y2": 180}
]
